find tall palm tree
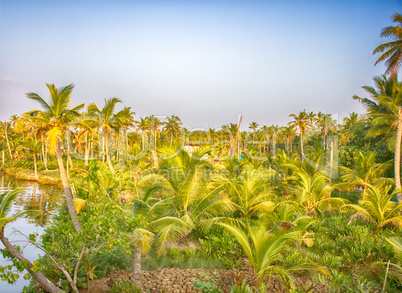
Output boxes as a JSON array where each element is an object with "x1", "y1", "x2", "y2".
[
  {"x1": 340, "y1": 112, "x2": 359, "y2": 144},
  {"x1": 138, "y1": 117, "x2": 149, "y2": 150},
  {"x1": 21, "y1": 84, "x2": 83, "y2": 231},
  {"x1": 3, "y1": 121, "x2": 13, "y2": 160},
  {"x1": 288, "y1": 110, "x2": 311, "y2": 159},
  {"x1": 0, "y1": 189, "x2": 64, "y2": 293},
  {"x1": 116, "y1": 106, "x2": 136, "y2": 148},
  {"x1": 249, "y1": 122, "x2": 259, "y2": 147},
  {"x1": 24, "y1": 136, "x2": 42, "y2": 179},
  {"x1": 354, "y1": 75, "x2": 402, "y2": 202},
  {"x1": 373, "y1": 13, "x2": 402, "y2": 77},
  {"x1": 88, "y1": 98, "x2": 122, "y2": 174},
  {"x1": 163, "y1": 115, "x2": 182, "y2": 148},
  {"x1": 282, "y1": 125, "x2": 296, "y2": 155}
]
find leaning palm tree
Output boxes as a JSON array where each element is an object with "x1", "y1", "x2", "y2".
[
  {"x1": 20, "y1": 84, "x2": 84, "y2": 231},
  {"x1": 373, "y1": 12, "x2": 402, "y2": 77},
  {"x1": 0, "y1": 189, "x2": 64, "y2": 293}
]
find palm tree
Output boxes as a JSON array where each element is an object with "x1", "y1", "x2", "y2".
[
  {"x1": 0, "y1": 190, "x2": 64, "y2": 293},
  {"x1": 228, "y1": 123, "x2": 239, "y2": 156},
  {"x1": 163, "y1": 115, "x2": 182, "y2": 148},
  {"x1": 3, "y1": 121, "x2": 13, "y2": 160},
  {"x1": 138, "y1": 117, "x2": 149, "y2": 150},
  {"x1": 21, "y1": 83, "x2": 83, "y2": 231},
  {"x1": 219, "y1": 222, "x2": 326, "y2": 291},
  {"x1": 316, "y1": 113, "x2": 336, "y2": 150},
  {"x1": 88, "y1": 98, "x2": 122, "y2": 174},
  {"x1": 354, "y1": 75, "x2": 402, "y2": 202},
  {"x1": 24, "y1": 136, "x2": 42, "y2": 179},
  {"x1": 289, "y1": 167, "x2": 347, "y2": 218},
  {"x1": 281, "y1": 125, "x2": 296, "y2": 155},
  {"x1": 340, "y1": 112, "x2": 358, "y2": 143},
  {"x1": 130, "y1": 228, "x2": 154, "y2": 288},
  {"x1": 116, "y1": 106, "x2": 136, "y2": 149},
  {"x1": 269, "y1": 125, "x2": 279, "y2": 157},
  {"x1": 336, "y1": 151, "x2": 393, "y2": 195},
  {"x1": 373, "y1": 13, "x2": 402, "y2": 77},
  {"x1": 249, "y1": 122, "x2": 259, "y2": 148},
  {"x1": 288, "y1": 110, "x2": 311, "y2": 159},
  {"x1": 347, "y1": 184, "x2": 402, "y2": 229},
  {"x1": 217, "y1": 163, "x2": 275, "y2": 219},
  {"x1": 149, "y1": 147, "x2": 234, "y2": 254}
]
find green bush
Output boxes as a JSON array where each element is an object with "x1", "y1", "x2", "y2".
[
  {"x1": 198, "y1": 228, "x2": 243, "y2": 269},
  {"x1": 107, "y1": 280, "x2": 142, "y2": 293}
]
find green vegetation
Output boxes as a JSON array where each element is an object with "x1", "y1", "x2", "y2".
[{"x1": 1, "y1": 11, "x2": 402, "y2": 293}]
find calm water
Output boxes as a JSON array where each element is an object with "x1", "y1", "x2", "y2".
[{"x1": 0, "y1": 173, "x2": 63, "y2": 293}]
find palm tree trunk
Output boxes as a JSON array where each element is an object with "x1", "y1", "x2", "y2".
[
  {"x1": 41, "y1": 133, "x2": 48, "y2": 170},
  {"x1": 84, "y1": 132, "x2": 89, "y2": 166},
  {"x1": 4, "y1": 122, "x2": 13, "y2": 160},
  {"x1": 34, "y1": 154, "x2": 38, "y2": 179},
  {"x1": 2, "y1": 149, "x2": 4, "y2": 165},
  {"x1": 395, "y1": 107, "x2": 402, "y2": 203},
  {"x1": 105, "y1": 130, "x2": 116, "y2": 174},
  {"x1": 329, "y1": 138, "x2": 334, "y2": 185},
  {"x1": 133, "y1": 247, "x2": 142, "y2": 288},
  {"x1": 66, "y1": 132, "x2": 73, "y2": 169},
  {"x1": 90, "y1": 133, "x2": 94, "y2": 160},
  {"x1": 55, "y1": 140, "x2": 82, "y2": 232},
  {"x1": 300, "y1": 132, "x2": 304, "y2": 159},
  {"x1": 0, "y1": 229, "x2": 65, "y2": 293}
]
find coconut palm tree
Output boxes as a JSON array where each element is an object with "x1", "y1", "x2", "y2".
[
  {"x1": 3, "y1": 121, "x2": 13, "y2": 160},
  {"x1": 219, "y1": 222, "x2": 326, "y2": 291},
  {"x1": 116, "y1": 106, "x2": 136, "y2": 149},
  {"x1": 214, "y1": 161, "x2": 275, "y2": 220},
  {"x1": 149, "y1": 147, "x2": 235, "y2": 254},
  {"x1": 384, "y1": 237, "x2": 402, "y2": 274},
  {"x1": 354, "y1": 75, "x2": 402, "y2": 202},
  {"x1": 0, "y1": 189, "x2": 64, "y2": 293},
  {"x1": 21, "y1": 83, "x2": 83, "y2": 231},
  {"x1": 24, "y1": 136, "x2": 42, "y2": 179},
  {"x1": 373, "y1": 12, "x2": 402, "y2": 77},
  {"x1": 347, "y1": 184, "x2": 402, "y2": 229},
  {"x1": 88, "y1": 98, "x2": 122, "y2": 174},
  {"x1": 281, "y1": 125, "x2": 296, "y2": 155},
  {"x1": 336, "y1": 151, "x2": 393, "y2": 194},
  {"x1": 249, "y1": 122, "x2": 259, "y2": 148},
  {"x1": 288, "y1": 110, "x2": 311, "y2": 159},
  {"x1": 288, "y1": 167, "x2": 347, "y2": 218},
  {"x1": 130, "y1": 228, "x2": 154, "y2": 288},
  {"x1": 340, "y1": 112, "x2": 359, "y2": 144},
  {"x1": 163, "y1": 115, "x2": 182, "y2": 148}
]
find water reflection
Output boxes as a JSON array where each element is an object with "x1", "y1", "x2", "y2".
[{"x1": 0, "y1": 173, "x2": 63, "y2": 292}]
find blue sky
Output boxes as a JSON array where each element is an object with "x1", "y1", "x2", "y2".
[{"x1": 0, "y1": 0, "x2": 400, "y2": 130}]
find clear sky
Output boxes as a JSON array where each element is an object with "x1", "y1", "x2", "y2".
[{"x1": 0, "y1": 0, "x2": 400, "y2": 131}]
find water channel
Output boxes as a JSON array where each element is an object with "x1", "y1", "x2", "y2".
[{"x1": 0, "y1": 173, "x2": 63, "y2": 292}]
